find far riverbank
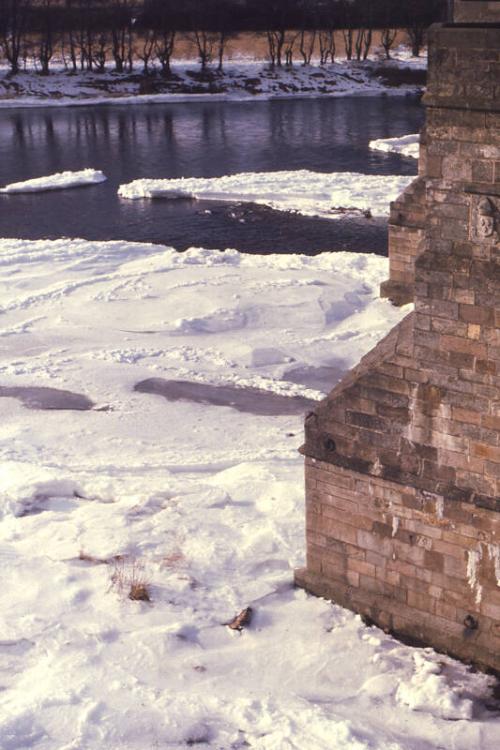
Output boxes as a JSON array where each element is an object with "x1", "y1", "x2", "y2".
[{"x1": 0, "y1": 56, "x2": 426, "y2": 110}]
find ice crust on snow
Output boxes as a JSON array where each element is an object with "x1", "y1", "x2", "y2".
[
  {"x1": 0, "y1": 237, "x2": 497, "y2": 749},
  {"x1": 118, "y1": 170, "x2": 414, "y2": 218},
  {"x1": 369, "y1": 134, "x2": 420, "y2": 159},
  {"x1": 0, "y1": 168, "x2": 107, "y2": 194}
]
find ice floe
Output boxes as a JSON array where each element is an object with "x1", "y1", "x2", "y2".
[
  {"x1": 369, "y1": 133, "x2": 420, "y2": 159},
  {"x1": 118, "y1": 169, "x2": 414, "y2": 218},
  {"x1": 0, "y1": 168, "x2": 107, "y2": 194}
]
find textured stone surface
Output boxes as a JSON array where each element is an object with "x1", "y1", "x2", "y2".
[
  {"x1": 454, "y1": 1, "x2": 500, "y2": 23},
  {"x1": 297, "y1": 18, "x2": 500, "y2": 670},
  {"x1": 382, "y1": 23, "x2": 500, "y2": 305},
  {"x1": 380, "y1": 178, "x2": 426, "y2": 305},
  {"x1": 296, "y1": 458, "x2": 500, "y2": 671}
]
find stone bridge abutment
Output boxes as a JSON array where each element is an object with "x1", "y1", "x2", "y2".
[{"x1": 296, "y1": 1, "x2": 500, "y2": 670}]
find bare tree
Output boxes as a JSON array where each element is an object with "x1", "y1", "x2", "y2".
[
  {"x1": 187, "y1": 31, "x2": 217, "y2": 71},
  {"x1": 265, "y1": 0, "x2": 289, "y2": 68},
  {"x1": 266, "y1": 29, "x2": 284, "y2": 68},
  {"x1": 342, "y1": 28, "x2": 352, "y2": 60},
  {"x1": 93, "y1": 30, "x2": 109, "y2": 72},
  {"x1": 404, "y1": 0, "x2": 436, "y2": 57},
  {"x1": 211, "y1": 1, "x2": 237, "y2": 72},
  {"x1": 109, "y1": 0, "x2": 134, "y2": 73},
  {"x1": 406, "y1": 24, "x2": 425, "y2": 57},
  {"x1": 354, "y1": 27, "x2": 371, "y2": 61},
  {"x1": 61, "y1": 0, "x2": 78, "y2": 72},
  {"x1": 71, "y1": 0, "x2": 97, "y2": 72},
  {"x1": 318, "y1": 30, "x2": 335, "y2": 64},
  {"x1": 36, "y1": 0, "x2": 62, "y2": 75},
  {"x1": 296, "y1": 0, "x2": 317, "y2": 66},
  {"x1": 315, "y1": 0, "x2": 339, "y2": 64},
  {"x1": 284, "y1": 31, "x2": 299, "y2": 67},
  {"x1": 183, "y1": 0, "x2": 231, "y2": 73},
  {"x1": 137, "y1": 29, "x2": 157, "y2": 75},
  {"x1": 299, "y1": 30, "x2": 316, "y2": 66},
  {"x1": 380, "y1": 28, "x2": 397, "y2": 59},
  {"x1": 0, "y1": 0, "x2": 31, "y2": 74},
  {"x1": 215, "y1": 30, "x2": 232, "y2": 72},
  {"x1": 354, "y1": 28, "x2": 363, "y2": 60},
  {"x1": 155, "y1": 29, "x2": 176, "y2": 76}
]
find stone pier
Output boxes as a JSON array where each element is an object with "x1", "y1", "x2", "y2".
[{"x1": 296, "y1": 2, "x2": 500, "y2": 671}]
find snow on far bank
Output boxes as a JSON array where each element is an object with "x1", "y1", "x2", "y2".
[
  {"x1": 369, "y1": 133, "x2": 420, "y2": 159},
  {"x1": 0, "y1": 169, "x2": 106, "y2": 194},
  {"x1": 119, "y1": 170, "x2": 414, "y2": 219},
  {"x1": 0, "y1": 237, "x2": 497, "y2": 750},
  {"x1": 0, "y1": 57, "x2": 425, "y2": 109}
]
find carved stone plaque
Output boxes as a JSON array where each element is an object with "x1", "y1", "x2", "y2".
[{"x1": 470, "y1": 195, "x2": 499, "y2": 241}]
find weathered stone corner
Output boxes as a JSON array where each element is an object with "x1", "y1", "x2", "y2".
[{"x1": 297, "y1": 4, "x2": 500, "y2": 671}]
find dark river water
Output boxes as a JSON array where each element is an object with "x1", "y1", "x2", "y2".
[{"x1": 0, "y1": 97, "x2": 422, "y2": 254}]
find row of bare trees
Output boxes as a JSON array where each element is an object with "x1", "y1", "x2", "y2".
[{"x1": 0, "y1": 0, "x2": 446, "y2": 76}]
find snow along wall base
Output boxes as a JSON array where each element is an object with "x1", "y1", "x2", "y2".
[
  {"x1": 296, "y1": 4, "x2": 500, "y2": 670},
  {"x1": 295, "y1": 458, "x2": 500, "y2": 672}
]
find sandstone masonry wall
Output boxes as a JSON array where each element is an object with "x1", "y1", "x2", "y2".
[
  {"x1": 297, "y1": 17, "x2": 500, "y2": 670},
  {"x1": 454, "y1": 1, "x2": 500, "y2": 23},
  {"x1": 381, "y1": 21, "x2": 500, "y2": 305},
  {"x1": 380, "y1": 178, "x2": 426, "y2": 305},
  {"x1": 296, "y1": 457, "x2": 500, "y2": 670}
]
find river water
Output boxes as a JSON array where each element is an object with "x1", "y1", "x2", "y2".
[{"x1": 0, "y1": 96, "x2": 422, "y2": 254}]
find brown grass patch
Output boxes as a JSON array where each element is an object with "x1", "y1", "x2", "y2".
[{"x1": 110, "y1": 559, "x2": 151, "y2": 602}]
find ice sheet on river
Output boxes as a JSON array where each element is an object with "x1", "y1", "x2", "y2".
[
  {"x1": 0, "y1": 238, "x2": 496, "y2": 750},
  {"x1": 0, "y1": 168, "x2": 107, "y2": 194},
  {"x1": 369, "y1": 133, "x2": 420, "y2": 159},
  {"x1": 118, "y1": 170, "x2": 414, "y2": 218}
]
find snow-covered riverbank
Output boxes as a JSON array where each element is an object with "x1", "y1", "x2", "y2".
[
  {"x1": 1, "y1": 238, "x2": 499, "y2": 750},
  {"x1": 0, "y1": 57, "x2": 425, "y2": 109}
]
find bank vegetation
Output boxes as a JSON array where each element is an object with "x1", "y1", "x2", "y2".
[{"x1": 0, "y1": 1, "x2": 446, "y2": 75}]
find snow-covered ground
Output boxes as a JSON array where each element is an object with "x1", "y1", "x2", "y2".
[
  {"x1": 118, "y1": 171, "x2": 414, "y2": 219},
  {"x1": 1, "y1": 237, "x2": 498, "y2": 750},
  {"x1": 369, "y1": 134, "x2": 420, "y2": 159},
  {"x1": 0, "y1": 169, "x2": 107, "y2": 194},
  {"x1": 0, "y1": 57, "x2": 425, "y2": 109}
]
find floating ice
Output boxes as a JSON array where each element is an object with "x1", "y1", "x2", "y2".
[
  {"x1": 369, "y1": 134, "x2": 420, "y2": 159},
  {"x1": 118, "y1": 170, "x2": 414, "y2": 218},
  {"x1": 0, "y1": 168, "x2": 107, "y2": 194}
]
